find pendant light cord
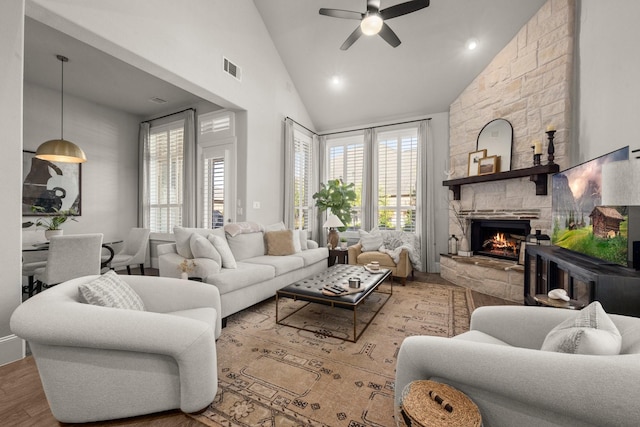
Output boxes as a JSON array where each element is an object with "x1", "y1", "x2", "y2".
[{"x1": 57, "y1": 55, "x2": 69, "y2": 140}]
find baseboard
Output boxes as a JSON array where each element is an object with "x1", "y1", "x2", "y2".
[{"x1": 0, "y1": 334, "x2": 25, "y2": 367}]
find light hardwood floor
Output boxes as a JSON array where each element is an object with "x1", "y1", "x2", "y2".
[{"x1": 4, "y1": 269, "x2": 512, "y2": 426}]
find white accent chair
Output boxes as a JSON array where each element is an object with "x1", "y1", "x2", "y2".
[
  {"x1": 10, "y1": 275, "x2": 221, "y2": 423},
  {"x1": 107, "y1": 228, "x2": 150, "y2": 274},
  {"x1": 33, "y1": 234, "x2": 104, "y2": 292},
  {"x1": 395, "y1": 305, "x2": 640, "y2": 427}
]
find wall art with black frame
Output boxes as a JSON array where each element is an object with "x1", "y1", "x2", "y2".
[{"x1": 22, "y1": 150, "x2": 81, "y2": 216}]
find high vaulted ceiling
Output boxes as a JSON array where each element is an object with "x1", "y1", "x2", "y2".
[
  {"x1": 255, "y1": 0, "x2": 547, "y2": 131},
  {"x1": 24, "y1": 1, "x2": 547, "y2": 130}
]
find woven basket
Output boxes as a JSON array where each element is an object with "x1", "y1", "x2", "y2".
[{"x1": 400, "y1": 380, "x2": 481, "y2": 427}]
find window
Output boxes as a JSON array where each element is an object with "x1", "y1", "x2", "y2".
[
  {"x1": 148, "y1": 120, "x2": 184, "y2": 233},
  {"x1": 293, "y1": 129, "x2": 313, "y2": 230},
  {"x1": 376, "y1": 127, "x2": 418, "y2": 232},
  {"x1": 326, "y1": 134, "x2": 364, "y2": 230},
  {"x1": 198, "y1": 111, "x2": 236, "y2": 229}
]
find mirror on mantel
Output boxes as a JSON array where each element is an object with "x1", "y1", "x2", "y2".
[{"x1": 477, "y1": 118, "x2": 513, "y2": 172}]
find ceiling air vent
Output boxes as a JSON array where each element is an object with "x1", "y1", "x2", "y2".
[
  {"x1": 223, "y1": 57, "x2": 241, "y2": 81},
  {"x1": 149, "y1": 97, "x2": 167, "y2": 104}
]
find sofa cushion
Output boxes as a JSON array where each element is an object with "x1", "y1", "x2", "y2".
[
  {"x1": 211, "y1": 235, "x2": 237, "y2": 269},
  {"x1": 227, "y1": 232, "x2": 265, "y2": 260},
  {"x1": 78, "y1": 271, "x2": 145, "y2": 311},
  {"x1": 291, "y1": 247, "x2": 329, "y2": 266},
  {"x1": 357, "y1": 251, "x2": 396, "y2": 267},
  {"x1": 174, "y1": 227, "x2": 221, "y2": 259},
  {"x1": 190, "y1": 234, "x2": 221, "y2": 265},
  {"x1": 359, "y1": 228, "x2": 383, "y2": 252},
  {"x1": 205, "y1": 262, "x2": 275, "y2": 294},
  {"x1": 265, "y1": 230, "x2": 295, "y2": 256},
  {"x1": 541, "y1": 301, "x2": 622, "y2": 355},
  {"x1": 243, "y1": 255, "x2": 304, "y2": 276},
  {"x1": 298, "y1": 229, "x2": 309, "y2": 251}
]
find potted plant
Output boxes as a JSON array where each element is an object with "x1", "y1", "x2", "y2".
[
  {"x1": 23, "y1": 206, "x2": 78, "y2": 240},
  {"x1": 312, "y1": 179, "x2": 357, "y2": 232},
  {"x1": 339, "y1": 237, "x2": 348, "y2": 250}
]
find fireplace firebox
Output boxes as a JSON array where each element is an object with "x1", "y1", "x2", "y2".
[{"x1": 470, "y1": 219, "x2": 531, "y2": 261}]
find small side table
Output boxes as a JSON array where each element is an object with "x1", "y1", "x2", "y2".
[
  {"x1": 534, "y1": 294, "x2": 585, "y2": 310},
  {"x1": 328, "y1": 248, "x2": 348, "y2": 267}
]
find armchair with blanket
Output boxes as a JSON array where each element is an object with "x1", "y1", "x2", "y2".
[{"x1": 348, "y1": 229, "x2": 420, "y2": 284}]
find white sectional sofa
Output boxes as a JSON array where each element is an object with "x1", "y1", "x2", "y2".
[{"x1": 158, "y1": 224, "x2": 328, "y2": 319}]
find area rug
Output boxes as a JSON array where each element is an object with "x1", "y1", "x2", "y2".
[{"x1": 191, "y1": 281, "x2": 473, "y2": 427}]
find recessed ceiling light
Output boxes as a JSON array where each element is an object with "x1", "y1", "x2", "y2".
[
  {"x1": 331, "y1": 75, "x2": 341, "y2": 85},
  {"x1": 466, "y1": 38, "x2": 478, "y2": 51}
]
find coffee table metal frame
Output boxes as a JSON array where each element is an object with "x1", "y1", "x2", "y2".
[{"x1": 275, "y1": 265, "x2": 392, "y2": 342}]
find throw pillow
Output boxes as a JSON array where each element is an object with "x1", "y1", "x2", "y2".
[
  {"x1": 190, "y1": 234, "x2": 221, "y2": 265},
  {"x1": 298, "y1": 229, "x2": 309, "y2": 251},
  {"x1": 541, "y1": 301, "x2": 622, "y2": 355},
  {"x1": 210, "y1": 235, "x2": 237, "y2": 269},
  {"x1": 173, "y1": 226, "x2": 195, "y2": 258},
  {"x1": 292, "y1": 229, "x2": 302, "y2": 253},
  {"x1": 265, "y1": 230, "x2": 295, "y2": 256},
  {"x1": 78, "y1": 270, "x2": 145, "y2": 311},
  {"x1": 359, "y1": 228, "x2": 383, "y2": 252}
]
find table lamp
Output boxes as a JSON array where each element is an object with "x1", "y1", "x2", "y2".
[
  {"x1": 602, "y1": 159, "x2": 640, "y2": 269},
  {"x1": 323, "y1": 214, "x2": 345, "y2": 249}
]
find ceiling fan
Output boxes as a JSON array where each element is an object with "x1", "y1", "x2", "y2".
[{"x1": 319, "y1": 0, "x2": 430, "y2": 50}]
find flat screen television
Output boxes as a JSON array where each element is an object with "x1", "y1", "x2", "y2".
[{"x1": 551, "y1": 146, "x2": 629, "y2": 266}]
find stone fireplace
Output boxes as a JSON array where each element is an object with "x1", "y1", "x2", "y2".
[{"x1": 440, "y1": 0, "x2": 574, "y2": 303}]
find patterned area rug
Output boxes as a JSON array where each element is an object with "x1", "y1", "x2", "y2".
[{"x1": 191, "y1": 281, "x2": 473, "y2": 427}]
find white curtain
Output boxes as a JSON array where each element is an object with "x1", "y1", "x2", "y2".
[
  {"x1": 283, "y1": 118, "x2": 295, "y2": 228},
  {"x1": 182, "y1": 110, "x2": 196, "y2": 227},
  {"x1": 416, "y1": 119, "x2": 435, "y2": 272},
  {"x1": 138, "y1": 122, "x2": 150, "y2": 228},
  {"x1": 362, "y1": 128, "x2": 374, "y2": 231},
  {"x1": 315, "y1": 135, "x2": 327, "y2": 244}
]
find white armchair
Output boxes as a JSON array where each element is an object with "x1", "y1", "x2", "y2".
[
  {"x1": 395, "y1": 305, "x2": 640, "y2": 427},
  {"x1": 10, "y1": 275, "x2": 221, "y2": 423}
]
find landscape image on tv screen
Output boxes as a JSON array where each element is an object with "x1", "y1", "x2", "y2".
[{"x1": 551, "y1": 146, "x2": 629, "y2": 266}]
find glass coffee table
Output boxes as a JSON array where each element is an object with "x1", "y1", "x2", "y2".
[{"x1": 275, "y1": 264, "x2": 392, "y2": 342}]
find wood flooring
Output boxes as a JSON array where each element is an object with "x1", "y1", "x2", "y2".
[{"x1": 4, "y1": 270, "x2": 512, "y2": 426}]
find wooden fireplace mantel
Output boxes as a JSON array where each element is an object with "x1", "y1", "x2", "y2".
[{"x1": 443, "y1": 164, "x2": 560, "y2": 200}]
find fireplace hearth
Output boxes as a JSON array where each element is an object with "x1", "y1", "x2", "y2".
[{"x1": 470, "y1": 219, "x2": 531, "y2": 261}]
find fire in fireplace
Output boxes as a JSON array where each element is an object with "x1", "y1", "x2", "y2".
[{"x1": 470, "y1": 219, "x2": 531, "y2": 261}]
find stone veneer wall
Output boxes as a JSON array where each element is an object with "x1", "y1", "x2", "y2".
[{"x1": 443, "y1": 0, "x2": 575, "y2": 301}]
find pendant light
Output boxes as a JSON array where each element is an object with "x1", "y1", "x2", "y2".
[{"x1": 35, "y1": 55, "x2": 87, "y2": 163}]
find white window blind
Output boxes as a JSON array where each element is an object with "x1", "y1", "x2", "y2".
[
  {"x1": 203, "y1": 156, "x2": 225, "y2": 228},
  {"x1": 149, "y1": 120, "x2": 184, "y2": 233},
  {"x1": 293, "y1": 130, "x2": 312, "y2": 230},
  {"x1": 377, "y1": 127, "x2": 418, "y2": 232},
  {"x1": 326, "y1": 134, "x2": 364, "y2": 230}
]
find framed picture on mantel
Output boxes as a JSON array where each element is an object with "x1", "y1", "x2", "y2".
[
  {"x1": 478, "y1": 155, "x2": 500, "y2": 176},
  {"x1": 467, "y1": 149, "x2": 486, "y2": 177}
]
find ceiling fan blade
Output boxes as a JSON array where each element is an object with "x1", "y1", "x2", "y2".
[
  {"x1": 378, "y1": 23, "x2": 401, "y2": 48},
  {"x1": 380, "y1": 0, "x2": 430, "y2": 20},
  {"x1": 340, "y1": 26, "x2": 363, "y2": 50},
  {"x1": 367, "y1": 0, "x2": 381, "y2": 13},
  {"x1": 319, "y1": 8, "x2": 363, "y2": 20}
]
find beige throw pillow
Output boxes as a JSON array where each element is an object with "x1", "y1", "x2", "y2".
[
  {"x1": 265, "y1": 230, "x2": 295, "y2": 256},
  {"x1": 78, "y1": 271, "x2": 145, "y2": 311},
  {"x1": 541, "y1": 301, "x2": 621, "y2": 355}
]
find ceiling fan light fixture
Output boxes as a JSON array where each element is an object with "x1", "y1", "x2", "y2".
[{"x1": 360, "y1": 13, "x2": 383, "y2": 36}]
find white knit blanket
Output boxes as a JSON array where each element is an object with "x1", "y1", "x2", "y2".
[{"x1": 376, "y1": 230, "x2": 422, "y2": 271}]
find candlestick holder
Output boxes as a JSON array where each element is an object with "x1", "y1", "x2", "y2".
[
  {"x1": 546, "y1": 130, "x2": 556, "y2": 165},
  {"x1": 533, "y1": 153, "x2": 541, "y2": 166}
]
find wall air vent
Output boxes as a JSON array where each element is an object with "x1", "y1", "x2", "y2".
[{"x1": 223, "y1": 57, "x2": 242, "y2": 81}]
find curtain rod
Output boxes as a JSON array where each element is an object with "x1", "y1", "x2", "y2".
[
  {"x1": 142, "y1": 107, "x2": 195, "y2": 124},
  {"x1": 319, "y1": 117, "x2": 432, "y2": 137},
  {"x1": 285, "y1": 117, "x2": 317, "y2": 135}
]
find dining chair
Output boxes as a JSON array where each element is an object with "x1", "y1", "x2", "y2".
[
  {"x1": 33, "y1": 234, "x2": 104, "y2": 292},
  {"x1": 22, "y1": 259, "x2": 47, "y2": 297},
  {"x1": 106, "y1": 228, "x2": 150, "y2": 275}
]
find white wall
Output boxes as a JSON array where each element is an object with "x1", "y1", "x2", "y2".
[
  {"x1": 0, "y1": 0, "x2": 25, "y2": 366},
  {"x1": 576, "y1": 0, "x2": 640, "y2": 162},
  {"x1": 26, "y1": 0, "x2": 315, "y2": 226},
  {"x1": 23, "y1": 83, "x2": 140, "y2": 241}
]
